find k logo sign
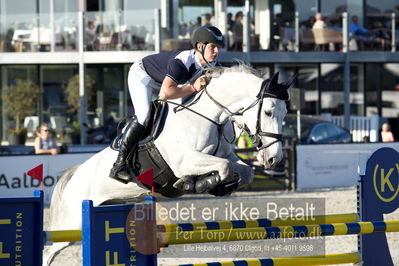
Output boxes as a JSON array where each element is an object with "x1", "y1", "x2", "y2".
[
  {"x1": 373, "y1": 162, "x2": 399, "y2": 203},
  {"x1": 363, "y1": 147, "x2": 399, "y2": 220},
  {"x1": 361, "y1": 148, "x2": 399, "y2": 266}
]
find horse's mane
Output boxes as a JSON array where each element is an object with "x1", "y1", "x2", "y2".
[{"x1": 205, "y1": 61, "x2": 265, "y2": 82}]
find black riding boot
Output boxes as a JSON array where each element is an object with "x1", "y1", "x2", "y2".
[{"x1": 109, "y1": 120, "x2": 145, "y2": 183}]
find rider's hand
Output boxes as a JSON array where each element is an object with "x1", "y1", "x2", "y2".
[{"x1": 193, "y1": 75, "x2": 207, "y2": 92}]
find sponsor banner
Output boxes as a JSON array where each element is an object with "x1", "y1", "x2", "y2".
[
  {"x1": 0, "y1": 153, "x2": 94, "y2": 204},
  {"x1": 296, "y1": 143, "x2": 399, "y2": 189}
]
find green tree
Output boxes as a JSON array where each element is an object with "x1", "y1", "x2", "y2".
[
  {"x1": 65, "y1": 74, "x2": 95, "y2": 114},
  {"x1": 2, "y1": 79, "x2": 40, "y2": 132}
]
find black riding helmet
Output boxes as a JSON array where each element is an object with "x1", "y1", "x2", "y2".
[
  {"x1": 191, "y1": 26, "x2": 224, "y2": 66},
  {"x1": 191, "y1": 26, "x2": 225, "y2": 48}
]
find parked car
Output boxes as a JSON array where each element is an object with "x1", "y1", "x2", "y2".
[{"x1": 282, "y1": 114, "x2": 352, "y2": 144}]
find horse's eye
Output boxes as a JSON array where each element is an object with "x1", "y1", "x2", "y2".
[{"x1": 265, "y1": 111, "x2": 272, "y2": 117}]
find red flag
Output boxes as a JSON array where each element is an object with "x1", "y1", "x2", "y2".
[
  {"x1": 136, "y1": 168, "x2": 154, "y2": 187},
  {"x1": 27, "y1": 164, "x2": 43, "y2": 181}
]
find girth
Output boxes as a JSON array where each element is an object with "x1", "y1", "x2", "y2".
[{"x1": 134, "y1": 141, "x2": 184, "y2": 198}]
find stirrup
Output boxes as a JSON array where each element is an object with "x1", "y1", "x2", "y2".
[{"x1": 109, "y1": 163, "x2": 132, "y2": 184}]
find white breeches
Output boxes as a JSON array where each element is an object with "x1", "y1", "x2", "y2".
[{"x1": 128, "y1": 61, "x2": 159, "y2": 124}]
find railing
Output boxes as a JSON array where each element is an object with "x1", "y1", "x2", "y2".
[
  {"x1": 0, "y1": 9, "x2": 158, "y2": 53},
  {"x1": 1, "y1": 9, "x2": 397, "y2": 53},
  {"x1": 320, "y1": 114, "x2": 380, "y2": 142}
]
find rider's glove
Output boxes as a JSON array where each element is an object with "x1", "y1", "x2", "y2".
[{"x1": 192, "y1": 75, "x2": 207, "y2": 92}]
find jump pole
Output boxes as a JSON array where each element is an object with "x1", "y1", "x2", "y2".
[
  {"x1": 158, "y1": 213, "x2": 358, "y2": 233},
  {"x1": 42, "y1": 212, "x2": 357, "y2": 243},
  {"x1": 159, "y1": 220, "x2": 399, "y2": 246},
  {"x1": 177, "y1": 252, "x2": 361, "y2": 266}
]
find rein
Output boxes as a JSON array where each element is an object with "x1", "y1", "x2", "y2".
[
  {"x1": 160, "y1": 84, "x2": 283, "y2": 151},
  {"x1": 158, "y1": 97, "x2": 231, "y2": 156}
]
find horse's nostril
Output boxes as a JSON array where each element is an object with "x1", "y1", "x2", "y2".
[{"x1": 268, "y1": 157, "x2": 275, "y2": 167}]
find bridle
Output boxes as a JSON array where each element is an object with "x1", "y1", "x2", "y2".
[{"x1": 203, "y1": 85, "x2": 283, "y2": 151}]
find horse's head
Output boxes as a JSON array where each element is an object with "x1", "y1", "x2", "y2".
[
  {"x1": 204, "y1": 65, "x2": 290, "y2": 169},
  {"x1": 241, "y1": 72, "x2": 289, "y2": 169}
]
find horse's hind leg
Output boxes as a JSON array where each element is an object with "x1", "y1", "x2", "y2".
[{"x1": 42, "y1": 242, "x2": 75, "y2": 266}]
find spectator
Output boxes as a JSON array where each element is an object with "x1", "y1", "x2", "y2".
[
  {"x1": 303, "y1": 16, "x2": 316, "y2": 29},
  {"x1": 188, "y1": 17, "x2": 202, "y2": 36},
  {"x1": 231, "y1": 11, "x2": 244, "y2": 51},
  {"x1": 227, "y1": 12, "x2": 235, "y2": 31},
  {"x1": 349, "y1": 15, "x2": 369, "y2": 50},
  {"x1": 202, "y1": 13, "x2": 213, "y2": 26},
  {"x1": 312, "y1": 13, "x2": 327, "y2": 29},
  {"x1": 34, "y1": 124, "x2": 60, "y2": 155},
  {"x1": 381, "y1": 123, "x2": 395, "y2": 142},
  {"x1": 85, "y1": 18, "x2": 99, "y2": 51},
  {"x1": 370, "y1": 20, "x2": 390, "y2": 50},
  {"x1": 272, "y1": 14, "x2": 283, "y2": 50},
  {"x1": 349, "y1": 16, "x2": 368, "y2": 36}
]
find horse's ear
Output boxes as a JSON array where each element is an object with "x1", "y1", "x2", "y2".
[
  {"x1": 270, "y1": 72, "x2": 279, "y2": 85},
  {"x1": 259, "y1": 72, "x2": 290, "y2": 101}
]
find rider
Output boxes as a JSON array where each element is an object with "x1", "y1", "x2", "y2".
[{"x1": 109, "y1": 25, "x2": 225, "y2": 183}]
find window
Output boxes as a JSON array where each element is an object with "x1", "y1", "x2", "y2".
[
  {"x1": 320, "y1": 63, "x2": 343, "y2": 115},
  {"x1": 320, "y1": 0, "x2": 346, "y2": 27},
  {"x1": 381, "y1": 64, "x2": 399, "y2": 118},
  {"x1": 1, "y1": 65, "x2": 39, "y2": 141},
  {"x1": 366, "y1": 63, "x2": 399, "y2": 118},
  {"x1": 86, "y1": 64, "x2": 124, "y2": 128},
  {"x1": 41, "y1": 65, "x2": 78, "y2": 138},
  {"x1": 311, "y1": 124, "x2": 328, "y2": 142},
  {"x1": 365, "y1": 0, "x2": 398, "y2": 29},
  {"x1": 275, "y1": 64, "x2": 318, "y2": 115},
  {"x1": 325, "y1": 123, "x2": 339, "y2": 137}
]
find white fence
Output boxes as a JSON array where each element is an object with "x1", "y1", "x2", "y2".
[{"x1": 320, "y1": 114, "x2": 380, "y2": 142}]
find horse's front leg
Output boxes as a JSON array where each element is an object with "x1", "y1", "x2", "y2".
[
  {"x1": 226, "y1": 151, "x2": 254, "y2": 188},
  {"x1": 172, "y1": 150, "x2": 253, "y2": 195},
  {"x1": 196, "y1": 152, "x2": 254, "y2": 196}
]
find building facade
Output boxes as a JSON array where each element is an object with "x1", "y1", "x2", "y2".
[{"x1": 0, "y1": 0, "x2": 398, "y2": 144}]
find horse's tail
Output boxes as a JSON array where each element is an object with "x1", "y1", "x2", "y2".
[{"x1": 48, "y1": 165, "x2": 80, "y2": 230}]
